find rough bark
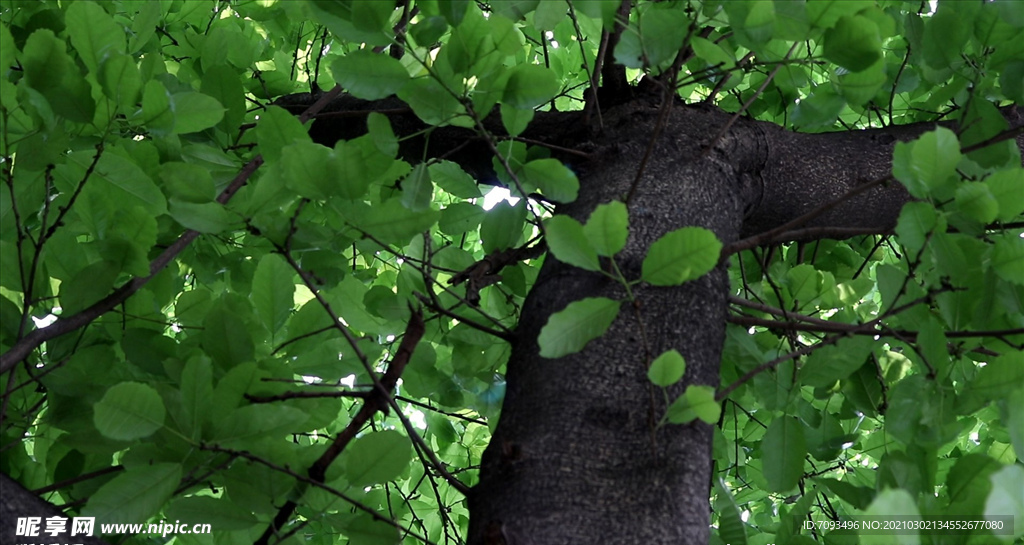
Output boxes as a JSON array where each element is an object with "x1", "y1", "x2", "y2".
[
  {"x1": 464, "y1": 99, "x2": 948, "y2": 545},
  {"x1": 1, "y1": 473, "x2": 111, "y2": 545}
]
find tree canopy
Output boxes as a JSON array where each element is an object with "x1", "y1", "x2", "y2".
[{"x1": 1, "y1": 1, "x2": 1023, "y2": 544}]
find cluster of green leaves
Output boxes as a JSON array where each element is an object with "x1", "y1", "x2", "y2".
[
  {"x1": 1, "y1": 0, "x2": 1023, "y2": 544},
  {"x1": 0, "y1": 0, "x2": 598, "y2": 543},
  {"x1": 678, "y1": 0, "x2": 1024, "y2": 131},
  {"x1": 686, "y1": 1, "x2": 1024, "y2": 544}
]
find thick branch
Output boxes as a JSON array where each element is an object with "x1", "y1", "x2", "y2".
[
  {"x1": 2, "y1": 473, "x2": 112, "y2": 545},
  {"x1": 254, "y1": 310, "x2": 425, "y2": 545},
  {"x1": 739, "y1": 105, "x2": 1024, "y2": 240}
]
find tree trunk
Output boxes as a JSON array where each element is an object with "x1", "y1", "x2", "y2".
[{"x1": 466, "y1": 100, "x2": 929, "y2": 545}]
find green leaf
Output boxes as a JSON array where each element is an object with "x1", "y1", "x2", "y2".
[
  {"x1": 641, "y1": 227, "x2": 722, "y2": 286},
  {"x1": 333, "y1": 138, "x2": 395, "y2": 200},
  {"x1": 814, "y1": 478, "x2": 874, "y2": 510},
  {"x1": 836, "y1": 57, "x2": 886, "y2": 106},
  {"x1": 0, "y1": 21, "x2": 15, "y2": 82},
  {"x1": 785, "y1": 263, "x2": 820, "y2": 303},
  {"x1": 923, "y1": 7, "x2": 971, "y2": 71},
  {"x1": 636, "y1": 5, "x2": 692, "y2": 66},
  {"x1": 714, "y1": 479, "x2": 748, "y2": 545},
  {"x1": 958, "y1": 352, "x2": 1023, "y2": 413},
  {"x1": 895, "y1": 202, "x2": 939, "y2": 255},
  {"x1": 999, "y1": 61, "x2": 1024, "y2": 103},
  {"x1": 351, "y1": 197, "x2": 440, "y2": 244},
  {"x1": 66, "y1": 1, "x2": 124, "y2": 74},
  {"x1": 257, "y1": 106, "x2": 312, "y2": 163},
  {"x1": 410, "y1": 15, "x2": 448, "y2": 45},
  {"x1": 100, "y1": 53, "x2": 142, "y2": 111},
  {"x1": 439, "y1": 202, "x2": 485, "y2": 236},
  {"x1": 688, "y1": 386, "x2": 721, "y2": 424},
  {"x1": 21, "y1": 29, "x2": 68, "y2": 93},
  {"x1": 366, "y1": 112, "x2": 399, "y2": 157},
  {"x1": 538, "y1": 297, "x2": 621, "y2": 358},
  {"x1": 201, "y1": 64, "x2": 246, "y2": 133},
  {"x1": 722, "y1": 0, "x2": 775, "y2": 48},
  {"x1": 398, "y1": 77, "x2": 465, "y2": 126},
  {"x1": 1007, "y1": 388, "x2": 1024, "y2": 461},
  {"x1": 141, "y1": 80, "x2": 175, "y2": 136},
  {"x1": 824, "y1": 15, "x2": 882, "y2": 72},
  {"x1": 83, "y1": 463, "x2": 181, "y2": 524},
  {"x1": 961, "y1": 100, "x2": 1019, "y2": 168},
  {"x1": 430, "y1": 160, "x2": 482, "y2": 198},
  {"x1": 20, "y1": 29, "x2": 96, "y2": 123},
  {"x1": 344, "y1": 513, "x2": 401, "y2": 545},
  {"x1": 82, "y1": 151, "x2": 167, "y2": 216},
  {"x1": 583, "y1": 201, "x2": 629, "y2": 257},
  {"x1": 520, "y1": 159, "x2": 579, "y2": 203},
  {"x1": 861, "y1": 489, "x2": 921, "y2": 545},
  {"x1": 984, "y1": 168, "x2": 1024, "y2": 222},
  {"x1": 690, "y1": 37, "x2": 736, "y2": 71},
  {"x1": 667, "y1": 385, "x2": 720, "y2": 424},
  {"x1": 762, "y1": 416, "x2": 806, "y2": 492},
  {"x1": 165, "y1": 496, "x2": 259, "y2": 531},
  {"x1": 647, "y1": 349, "x2": 686, "y2": 386},
  {"x1": 59, "y1": 260, "x2": 120, "y2": 315},
  {"x1": 170, "y1": 92, "x2": 225, "y2": 134},
  {"x1": 503, "y1": 64, "x2": 560, "y2": 109},
  {"x1": 991, "y1": 235, "x2": 1024, "y2": 286},
  {"x1": 401, "y1": 164, "x2": 434, "y2": 211},
  {"x1": 985, "y1": 465, "x2": 1024, "y2": 543},
  {"x1": 213, "y1": 405, "x2": 309, "y2": 446},
  {"x1": 251, "y1": 253, "x2": 295, "y2": 335},
  {"x1": 93, "y1": 382, "x2": 166, "y2": 440},
  {"x1": 439, "y1": 0, "x2": 470, "y2": 26},
  {"x1": 169, "y1": 200, "x2": 234, "y2": 233},
  {"x1": 331, "y1": 50, "x2": 410, "y2": 100},
  {"x1": 351, "y1": 0, "x2": 395, "y2": 37},
  {"x1": 892, "y1": 127, "x2": 961, "y2": 199},
  {"x1": 886, "y1": 375, "x2": 958, "y2": 449},
  {"x1": 281, "y1": 142, "x2": 338, "y2": 200},
  {"x1": 799, "y1": 336, "x2": 874, "y2": 388},
  {"x1": 500, "y1": 104, "x2": 534, "y2": 137},
  {"x1": 544, "y1": 215, "x2": 600, "y2": 271},
  {"x1": 344, "y1": 430, "x2": 413, "y2": 487},
  {"x1": 954, "y1": 182, "x2": 999, "y2": 224},
  {"x1": 946, "y1": 454, "x2": 1000, "y2": 515},
  {"x1": 479, "y1": 200, "x2": 526, "y2": 253},
  {"x1": 201, "y1": 306, "x2": 255, "y2": 368},
  {"x1": 179, "y1": 356, "x2": 213, "y2": 439}
]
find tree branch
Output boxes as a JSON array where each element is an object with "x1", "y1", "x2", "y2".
[
  {"x1": 254, "y1": 309, "x2": 425, "y2": 545},
  {"x1": 0, "y1": 86, "x2": 346, "y2": 374}
]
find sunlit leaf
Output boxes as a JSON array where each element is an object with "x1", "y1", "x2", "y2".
[
  {"x1": 824, "y1": 15, "x2": 882, "y2": 72},
  {"x1": 93, "y1": 382, "x2": 166, "y2": 440},
  {"x1": 667, "y1": 385, "x2": 720, "y2": 424},
  {"x1": 648, "y1": 349, "x2": 686, "y2": 386},
  {"x1": 584, "y1": 201, "x2": 629, "y2": 257},
  {"x1": 892, "y1": 127, "x2": 961, "y2": 199},
  {"x1": 503, "y1": 64, "x2": 560, "y2": 109},
  {"x1": 332, "y1": 50, "x2": 410, "y2": 100},
  {"x1": 545, "y1": 215, "x2": 600, "y2": 271},
  {"x1": 538, "y1": 297, "x2": 621, "y2": 358},
  {"x1": 641, "y1": 227, "x2": 722, "y2": 286}
]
